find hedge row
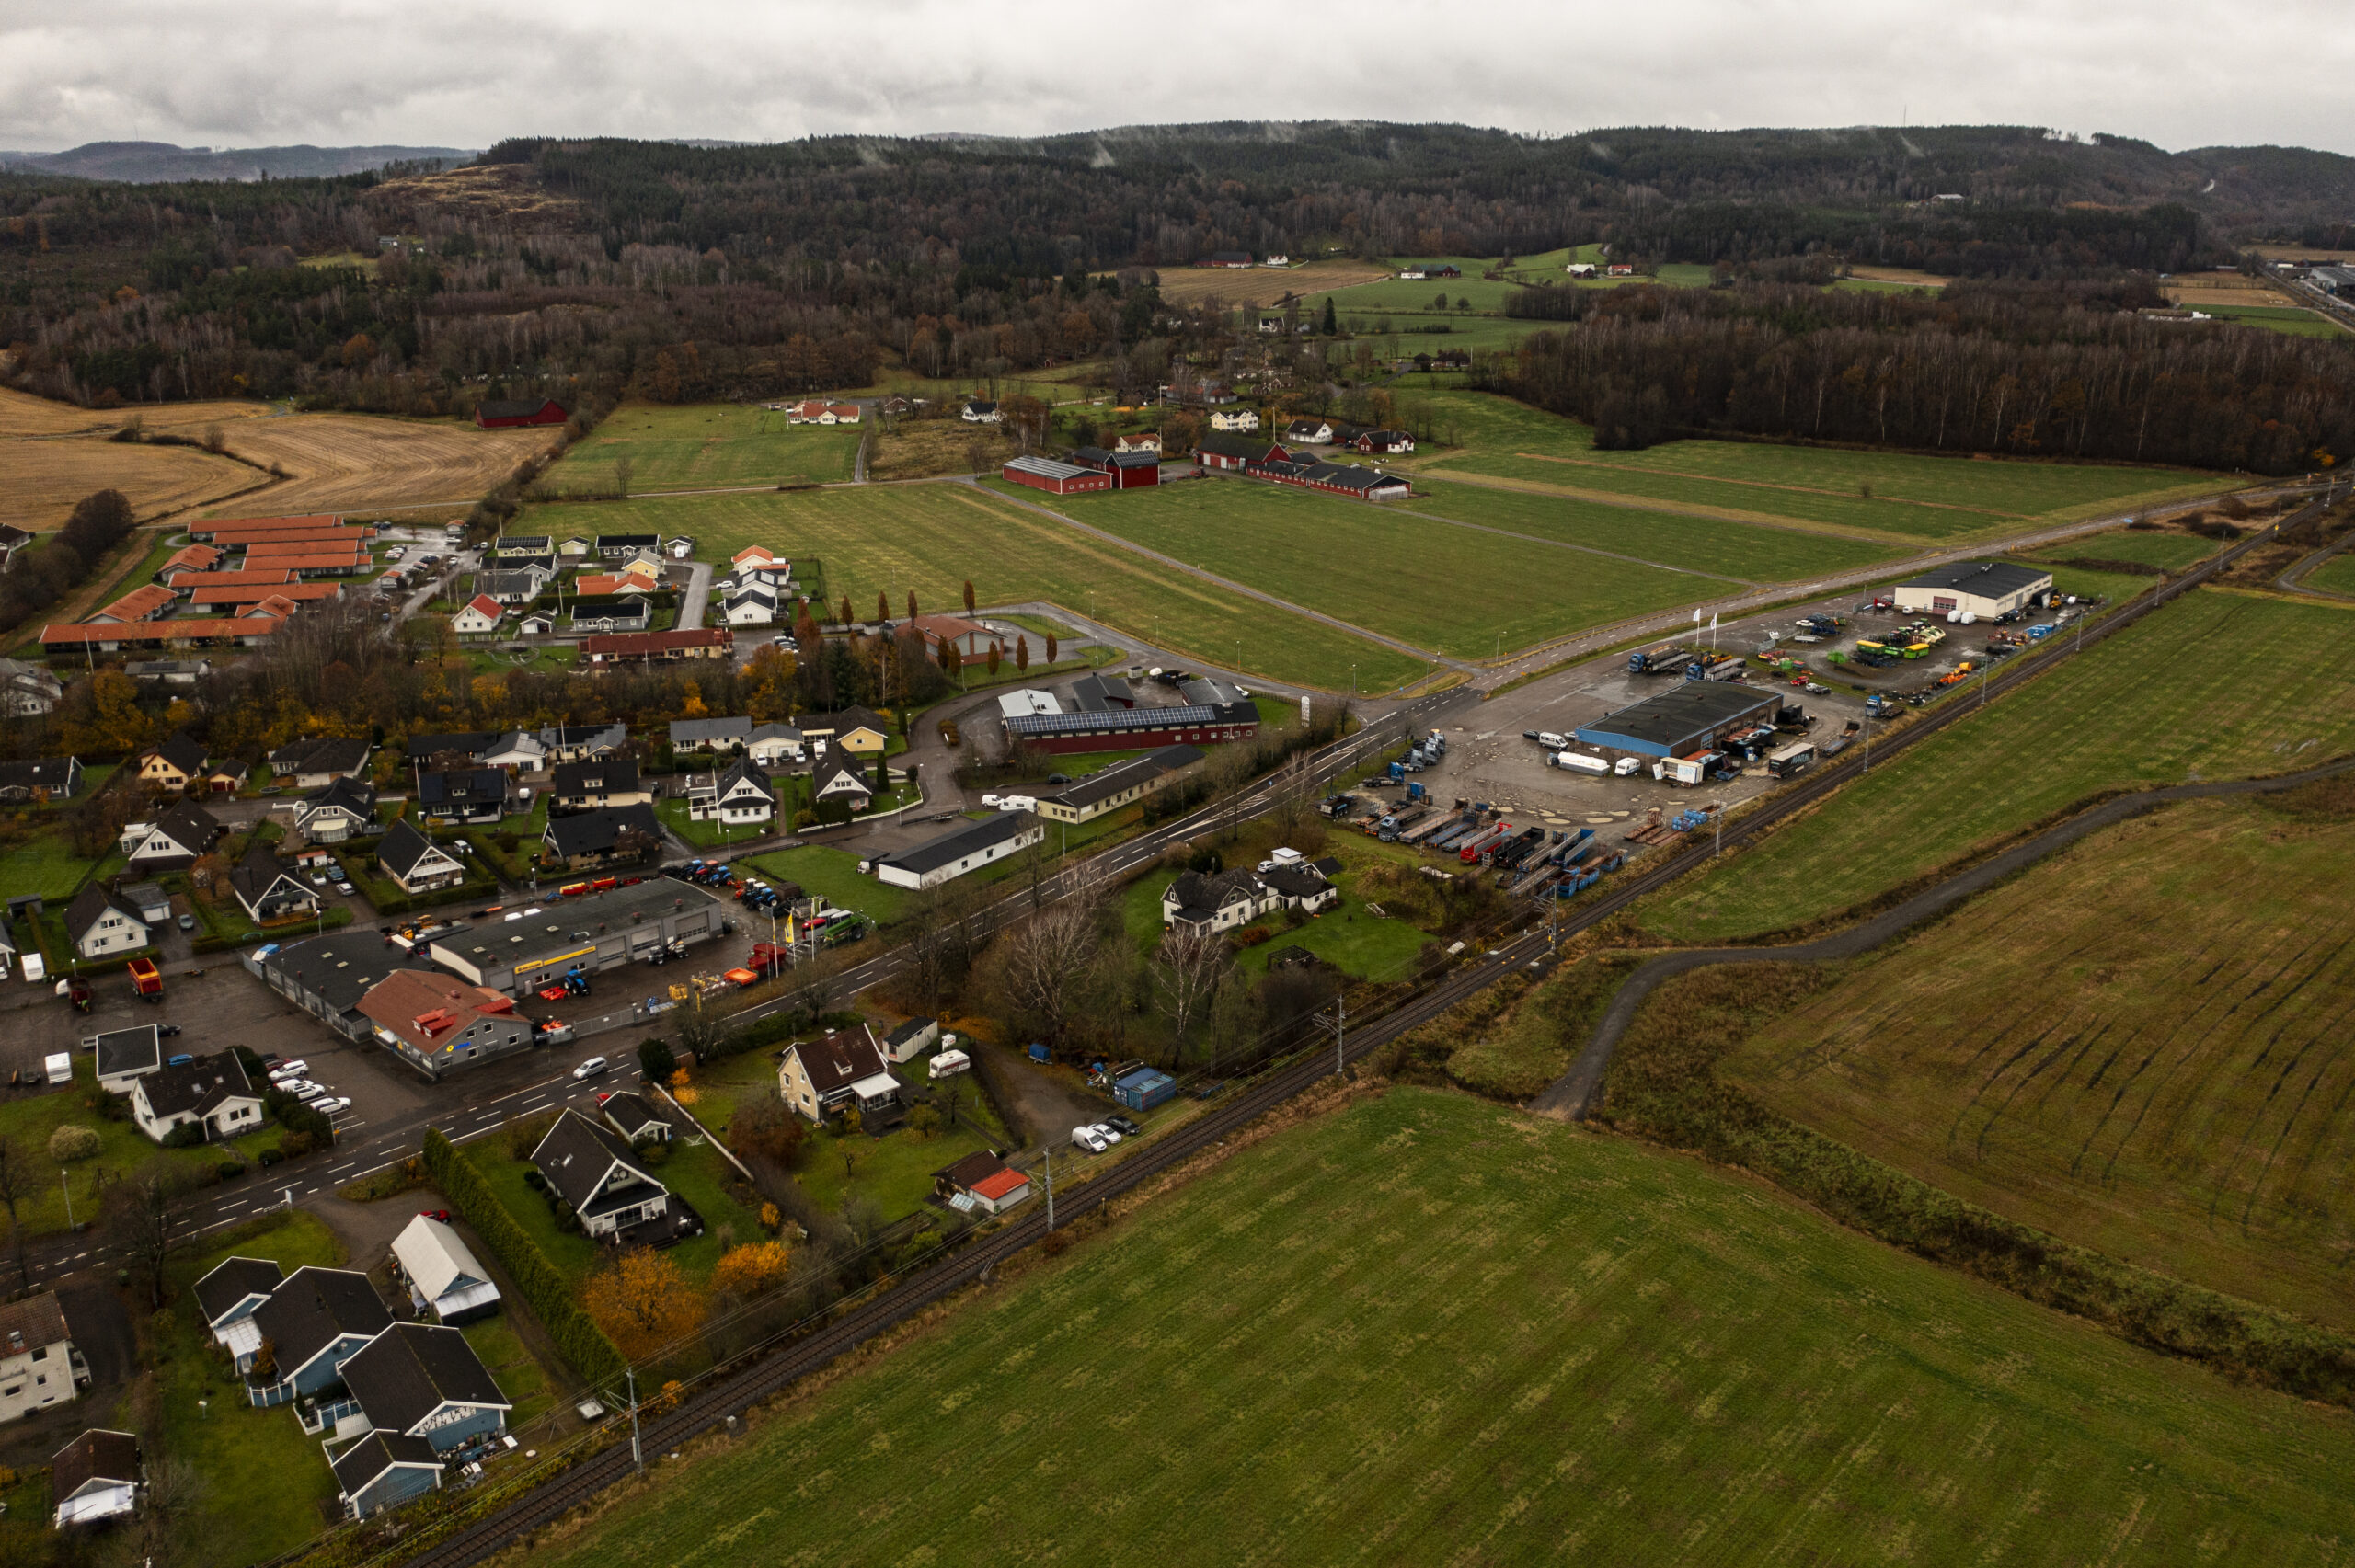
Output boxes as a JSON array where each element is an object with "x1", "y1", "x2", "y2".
[{"x1": 421, "y1": 1128, "x2": 627, "y2": 1390}]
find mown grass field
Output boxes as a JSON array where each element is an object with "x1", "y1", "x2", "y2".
[
  {"x1": 1406, "y1": 392, "x2": 2218, "y2": 543},
  {"x1": 1406, "y1": 476, "x2": 1908, "y2": 581},
  {"x1": 543, "y1": 402, "x2": 861, "y2": 493},
  {"x1": 1040, "y1": 475, "x2": 1714, "y2": 657},
  {"x1": 1641, "y1": 589, "x2": 2355, "y2": 943},
  {"x1": 1727, "y1": 791, "x2": 2355, "y2": 1333},
  {"x1": 2305, "y1": 552, "x2": 2355, "y2": 595},
  {"x1": 522, "y1": 1088, "x2": 2355, "y2": 1568},
  {"x1": 2028, "y1": 526, "x2": 2230, "y2": 571},
  {"x1": 2188, "y1": 303, "x2": 2353, "y2": 338},
  {"x1": 522, "y1": 486, "x2": 1428, "y2": 691},
  {"x1": 1356, "y1": 314, "x2": 1534, "y2": 351}
]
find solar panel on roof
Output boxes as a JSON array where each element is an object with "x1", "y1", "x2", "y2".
[{"x1": 1005, "y1": 703, "x2": 1226, "y2": 738}]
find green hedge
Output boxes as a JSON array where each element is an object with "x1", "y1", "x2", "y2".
[{"x1": 421, "y1": 1128, "x2": 627, "y2": 1390}]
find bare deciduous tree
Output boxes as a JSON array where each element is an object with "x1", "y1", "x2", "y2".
[
  {"x1": 1150, "y1": 927, "x2": 1231, "y2": 1065},
  {"x1": 0, "y1": 1138, "x2": 29, "y2": 1288},
  {"x1": 107, "y1": 1169, "x2": 194, "y2": 1309},
  {"x1": 994, "y1": 891, "x2": 1103, "y2": 1047}
]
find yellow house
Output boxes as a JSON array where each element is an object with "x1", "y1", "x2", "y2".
[
  {"x1": 798, "y1": 707, "x2": 890, "y2": 758},
  {"x1": 135, "y1": 732, "x2": 208, "y2": 794}
]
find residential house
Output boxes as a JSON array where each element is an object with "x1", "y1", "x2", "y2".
[
  {"x1": 294, "y1": 777, "x2": 379, "y2": 844},
  {"x1": 0, "y1": 756, "x2": 81, "y2": 803},
  {"x1": 557, "y1": 536, "x2": 592, "y2": 559},
  {"x1": 905, "y1": 614, "x2": 995, "y2": 659},
  {"x1": 548, "y1": 759, "x2": 649, "y2": 812},
  {"x1": 530, "y1": 1110, "x2": 677, "y2": 1239},
  {"x1": 810, "y1": 754, "x2": 873, "y2": 813},
  {"x1": 1161, "y1": 868, "x2": 1280, "y2": 932},
  {"x1": 1112, "y1": 430, "x2": 1161, "y2": 453},
  {"x1": 594, "y1": 532, "x2": 660, "y2": 562},
  {"x1": 52, "y1": 1429, "x2": 141, "y2": 1528},
  {"x1": 0, "y1": 658, "x2": 63, "y2": 717},
  {"x1": 518, "y1": 612, "x2": 557, "y2": 636},
  {"x1": 92, "y1": 1025, "x2": 163, "y2": 1093},
  {"x1": 665, "y1": 536, "x2": 695, "y2": 559},
  {"x1": 389, "y1": 1217, "x2": 501, "y2": 1324},
  {"x1": 377, "y1": 819, "x2": 467, "y2": 896},
  {"x1": 1034, "y1": 744, "x2": 1202, "y2": 825},
  {"x1": 933, "y1": 1151, "x2": 1030, "y2": 1216},
  {"x1": 198, "y1": 757, "x2": 249, "y2": 795},
  {"x1": 881, "y1": 1016, "x2": 940, "y2": 1065},
  {"x1": 959, "y1": 399, "x2": 1000, "y2": 423},
  {"x1": 723, "y1": 585, "x2": 777, "y2": 626},
  {"x1": 339, "y1": 1322, "x2": 510, "y2": 1474},
  {"x1": 1259, "y1": 860, "x2": 1340, "y2": 913},
  {"x1": 745, "y1": 723, "x2": 805, "y2": 767},
  {"x1": 118, "y1": 800, "x2": 222, "y2": 868},
  {"x1": 122, "y1": 658, "x2": 211, "y2": 687},
  {"x1": 572, "y1": 569, "x2": 659, "y2": 600},
  {"x1": 871, "y1": 811, "x2": 1041, "y2": 890},
  {"x1": 598, "y1": 1090, "x2": 671, "y2": 1145},
  {"x1": 134, "y1": 732, "x2": 209, "y2": 794},
  {"x1": 684, "y1": 757, "x2": 778, "y2": 827},
  {"x1": 538, "y1": 723, "x2": 628, "y2": 764},
  {"x1": 579, "y1": 628, "x2": 733, "y2": 665},
  {"x1": 1282, "y1": 418, "x2": 1335, "y2": 445},
  {"x1": 228, "y1": 841, "x2": 318, "y2": 923},
  {"x1": 414, "y1": 767, "x2": 510, "y2": 824},
  {"x1": 0, "y1": 1294, "x2": 80, "y2": 1425},
  {"x1": 450, "y1": 596, "x2": 505, "y2": 635},
  {"x1": 493, "y1": 535, "x2": 553, "y2": 559},
  {"x1": 192, "y1": 1256, "x2": 283, "y2": 1368},
  {"x1": 1261, "y1": 253, "x2": 1289, "y2": 267},
  {"x1": 478, "y1": 730, "x2": 548, "y2": 771},
  {"x1": 798, "y1": 706, "x2": 889, "y2": 757},
  {"x1": 357, "y1": 969, "x2": 531, "y2": 1072},
  {"x1": 63, "y1": 884, "x2": 152, "y2": 960},
  {"x1": 775, "y1": 1024, "x2": 902, "y2": 1127},
  {"x1": 668, "y1": 716, "x2": 752, "y2": 754},
  {"x1": 333, "y1": 1432, "x2": 446, "y2": 1520},
  {"x1": 1208, "y1": 407, "x2": 1261, "y2": 433},
  {"x1": 477, "y1": 567, "x2": 552, "y2": 605},
  {"x1": 541, "y1": 804, "x2": 663, "y2": 870},
  {"x1": 569, "y1": 598, "x2": 649, "y2": 635},
  {"x1": 118, "y1": 881, "x2": 171, "y2": 925},
  {"x1": 270, "y1": 736, "x2": 373, "y2": 788},
  {"x1": 245, "y1": 1267, "x2": 394, "y2": 1407},
  {"x1": 131, "y1": 1052, "x2": 263, "y2": 1145},
  {"x1": 406, "y1": 732, "x2": 497, "y2": 769}
]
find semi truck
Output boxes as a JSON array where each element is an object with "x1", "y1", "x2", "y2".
[
  {"x1": 1628, "y1": 647, "x2": 1692, "y2": 676},
  {"x1": 1459, "y1": 825, "x2": 1514, "y2": 864}
]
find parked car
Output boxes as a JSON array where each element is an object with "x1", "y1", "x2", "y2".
[
  {"x1": 315, "y1": 1097, "x2": 352, "y2": 1116},
  {"x1": 1070, "y1": 1125, "x2": 1109, "y2": 1154},
  {"x1": 1094, "y1": 1122, "x2": 1123, "y2": 1145},
  {"x1": 419, "y1": 1208, "x2": 451, "y2": 1222},
  {"x1": 177, "y1": 913, "x2": 196, "y2": 932},
  {"x1": 268, "y1": 1060, "x2": 308, "y2": 1083},
  {"x1": 572, "y1": 1056, "x2": 609, "y2": 1082},
  {"x1": 158, "y1": 1024, "x2": 182, "y2": 1038},
  {"x1": 1102, "y1": 1114, "x2": 1142, "y2": 1138},
  {"x1": 310, "y1": 871, "x2": 330, "y2": 886},
  {"x1": 289, "y1": 1081, "x2": 326, "y2": 1101}
]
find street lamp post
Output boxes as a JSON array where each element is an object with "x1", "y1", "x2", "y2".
[{"x1": 59, "y1": 1170, "x2": 72, "y2": 1230}]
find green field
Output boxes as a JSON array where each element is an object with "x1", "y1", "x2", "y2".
[
  {"x1": 522, "y1": 486, "x2": 1428, "y2": 692},
  {"x1": 1407, "y1": 476, "x2": 1908, "y2": 581},
  {"x1": 1041, "y1": 476, "x2": 1715, "y2": 658},
  {"x1": 473, "y1": 1134, "x2": 763, "y2": 1288},
  {"x1": 2303, "y1": 551, "x2": 2355, "y2": 595},
  {"x1": 543, "y1": 402, "x2": 861, "y2": 493},
  {"x1": 1409, "y1": 392, "x2": 2217, "y2": 542},
  {"x1": 1642, "y1": 589, "x2": 2355, "y2": 943},
  {"x1": 2029, "y1": 526, "x2": 2229, "y2": 572},
  {"x1": 2192, "y1": 303, "x2": 2353, "y2": 338},
  {"x1": 1357, "y1": 314, "x2": 1534, "y2": 351},
  {"x1": 528, "y1": 1088, "x2": 2355, "y2": 1568},
  {"x1": 743, "y1": 843, "x2": 913, "y2": 926},
  {"x1": 1727, "y1": 791, "x2": 2355, "y2": 1333}
]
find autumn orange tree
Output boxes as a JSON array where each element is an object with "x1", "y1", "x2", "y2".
[
  {"x1": 582, "y1": 1250, "x2": 707, "y2": 1359},
  {"x1": 710, "y1": 1241, "x2": 790, "y2": 1299}
]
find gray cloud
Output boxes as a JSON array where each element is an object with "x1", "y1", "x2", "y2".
[{"x1": 6, "y1": 0, "x2": 2352, "y2": 155}]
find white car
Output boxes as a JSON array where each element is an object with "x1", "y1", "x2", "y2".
[
  {"x1": 289, "y1": 1081, "x2": 327, "y2": 1101},
  {"x1": 314, "y1": 1096, "x2": 352, "y2": 1116},
  {"x1": 572, "y1": 1056, "x2": 609, "y2": 1082},
  {"x1": 1070, "y1": 1125, "x2": 1109, "y2": 1154},
  {"x1": 1093, "y1": 1122, "x2": 1122, "y2": 1145},
  {"x1": 268, "y1": 1060, "x2": 308, "y2": 1083}
]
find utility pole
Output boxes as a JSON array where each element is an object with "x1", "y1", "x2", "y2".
[
  {"x1": 627, "y1": 1368, "x2": 642, "y2": 1471},
  {"x1": 59, "y1": 1171, "x2": 72, "y2": 1230},
  {"x1": 1327, "y1": 991, "x2": 1348, "y2": 1077},
  {"x1": 1042, "y1": 1149, "x2": 1054, "y2": 1232}
]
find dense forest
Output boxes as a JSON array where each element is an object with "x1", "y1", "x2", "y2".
[{"x1": 2, "y1": 121, "x2": 2350, "y2": 442}]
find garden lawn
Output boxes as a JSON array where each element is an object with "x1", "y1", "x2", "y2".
[
  {"x1": 2307, "y1": 552, "x2": 2355, "y2": 595},
  {"x1": 1725, "y1": 793, "x2": 2355, "y2": 1334},
  {"x1": 1044, "y1": 476, "x2": 1716, "y2": 657},
  {"x1": 542, "y1": 402, "x2": 861, "y2": 493},
  {"x1": 743, "y1": 844, "x2": 911, "y2": 926},
  {"x1": 1407, "y1": 391, "x2": 2217, "y2": 542},
  {"x1": 519, "y1": 485, "x2": 1427, "y2": 692},
  {"x1": 793, "y1": 1116, "x2": 997, "y2": 1223},
  {"x1": 153, "y1": 1213, "x2": 345, "y2": 1567},
  {"x1": 1406, "y1": 477, "x2": 1908, "y2": 581},
  {"x1": 0, "y1": 830, "x2": 116, "y2": 902},
  {"x1": 462, "y1": 1311, "x2": 557, "y2": 1426},
  {"x1": 529, "y1": 1087, "x2": 2355, "y2": 1568},
  {"x1": 1640, "y1": 589, "x2": 2355, "y2": 943}
]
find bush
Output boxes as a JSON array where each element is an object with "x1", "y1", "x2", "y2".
[
  {"x1": 280, "y1": 1131, "x2": 314, "y2": 1159},
  {"x1": 632, "y1": 1136, "x2": 670, "y2": 1167},
  {"x1": 47, "y1": 1126, "x2": 100, "y2": 1162},
  {"x1": 638, "y1": 1037, "x2": 676, "y2": 1083},
  {"x1": 258, "y1": 1148, "x2": 283, "y2": 1168},
  {"x1": 161, "y1": 1123, "x2": 206, "y2": 1149},
  {"x1": 216, "y1": 1162, "x2": 246, "y2": 1182},
  {"x1": 522, "y1": 1169, "x2": 548, "y2": 1192}
]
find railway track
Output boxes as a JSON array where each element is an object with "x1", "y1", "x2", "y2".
[{"x1": 377, "y1": 508, "x2": 2311, "y2": 1567}]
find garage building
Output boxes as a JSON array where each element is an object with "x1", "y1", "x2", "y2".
[
  {"x1": 1573, "y1": 683, "x2": 1783, "y2": 760},
  {"x1": 1005, "y1": 700, "x2": 1258, "y2": 755},
  {"x1": 1034, "y1": 744, "x2": 1204, "y2": 824},
  {"x1": 872, "y1": 811, "x2": 1044, "y2": 890},
  {"x1": 1892, "y1": 560, "x2": 2053, "y2": 620},
  {"x1": 429, "y1": 880, "x2": 722, "y2": 996},
  {"x1": 1001, "y1": 457, "x2": 1112, "y2": 497}
]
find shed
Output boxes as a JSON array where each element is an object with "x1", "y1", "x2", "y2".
[
  {"x1": 389, "y1": 1215, "x2": 502, "y2": 1324},
  {"x1": 1112, "y1": 1066, "x2": 1177, "y2": 1111}
]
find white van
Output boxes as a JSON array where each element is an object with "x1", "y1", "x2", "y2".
[{"x1": 1535, "y1": 731, "x2": 1569, "y2": 750}]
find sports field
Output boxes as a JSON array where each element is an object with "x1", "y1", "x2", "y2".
[
  {"x1": 1728, "y1": 790, "x2": 2355, "y2": 1333},
  {"x1": 1040, "y1": 476, "x2": 1716, "y2": 656},
  {"x1": 1404, "y1": 477, "x2": 1908, "y2": 581},
  {"x1": 1406, "y1": 392, "x2": 2218, "y2": 544},
  {"x1": 541, "y1": 401, "x2": 861, "y2": 493},
  {"x1": 520, "y1": 485, "x2": 1428, "y2": 692},
  {"x1": 521, "y1": 1088, "x2": 2355, "y2": 1568},
  {"x1": 1641, "y1": 589, "x2": 2355, "y2": 943}
]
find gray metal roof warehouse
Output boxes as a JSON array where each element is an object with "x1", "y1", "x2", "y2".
[
  {"x1": 1574, "y1": 682, "x2": 1782, "y2": 759},
  {"x1": 429, "y1": 878, "x2": 723, "y2": 994},
  {"x1": 247, "y1": 927, "x2": 424, "y2": 1042}
]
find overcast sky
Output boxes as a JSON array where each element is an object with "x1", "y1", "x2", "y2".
[{"x1": 7, "y1": 0, "x2": 2354, "y2": 156}]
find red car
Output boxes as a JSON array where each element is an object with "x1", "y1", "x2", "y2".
[{"x1": 419, "y1": 1209, "x2": 452, "y2": 1223}]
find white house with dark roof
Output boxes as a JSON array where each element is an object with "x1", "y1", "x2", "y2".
[
  {"x1": 118, "y1": 799, "x2": 222, "y2": 869},
  {"x1": 598, "y1": 1089, "x2": 671, "y2": 1145},
  {"x1": 339, "y1": 1322, "x2": 510, "y2": 1456},
  {"x1": 745, "y1": 723, "x2": 805, "y2": 767},
  {"x1": 269, "y1": 736, "x2": 373, "y2": 788},
  {"x1": 530, "y1": 1109, "x2": 675, "y2": 1239},
  {"x1": 684, "y1": 756, "x2": 777, "y2": 826},
  {"x1": 810, "y1": 753, "x2": 873, "y2": 812},
  {"x1": 64, "y1": 884, "x2": 152, "y2": 960},
  {"x1": 51, "y1": 1428, "x2": 140, "y2": 1528},
  {"x1": 1161, "y1": 868, "x2": 1280, "y2": 932},
  {"x1": 131, "y1": 1052, "x2": 263, "y2": 1145},
  {"x1": 668, "y1": 715, "x2": 752, "y2": 754},
  {"x1": 91, "y1": 1024, "x2": 163, "y2": 1093},
  {"x1": 376, "y1": 819, "x2": 466, "y2": 896},
  {"x1": 294, "y1": 777, "x2": 378, "y2": 844},
  {"x1": 775, "y1": 1024, "x2": 902, "y2": 1127},
  {"x1": 228, "y1": 841, "x2": 318, "y2": 923}
]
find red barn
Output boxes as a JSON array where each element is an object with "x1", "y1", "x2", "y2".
[
  {"x1": 473, "y1": 399, "x2": 569, "y2": 429},
  {"x1": 1106, "y1": 452, "x2": 1161, "y2": 489},
  {"x1": 1002, "y1": 457, "x2": 1112, "y2": 496}
]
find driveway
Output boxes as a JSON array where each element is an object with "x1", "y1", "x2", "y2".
[
  {"x1": 673, "y1": 560, "x2": 714, "y2": 629},
  {"x1": 971, "y1": 1041, "x2": 1105, "y2": 1154}
]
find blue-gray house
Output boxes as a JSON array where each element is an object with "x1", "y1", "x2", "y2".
[
  {"x1": 193, "y1": 1255, "x2": 283, "y2": 1371},
  {"x1": 339, "y1": 1322, "x2": 511, "y2": 1456},
  {"x1": 245, "y1": 1267, "x2": 392, "y2": 1409},
  {"x1": 331, "y1": 1431, "x2": 444, "y2": 1519}
]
